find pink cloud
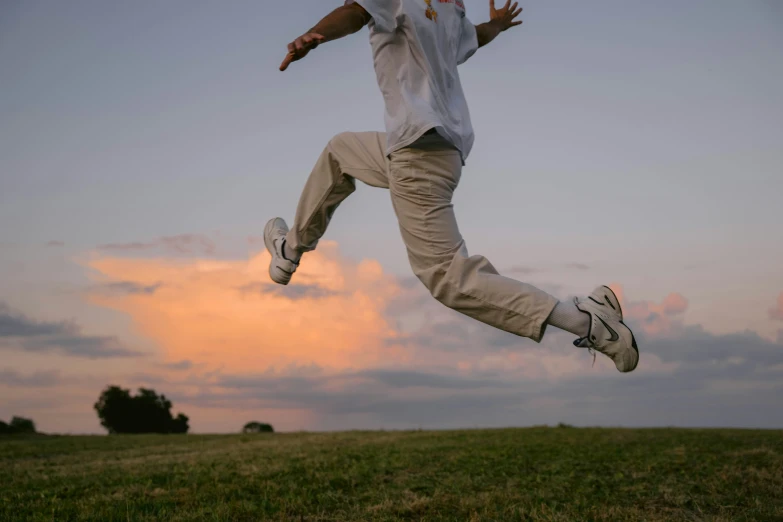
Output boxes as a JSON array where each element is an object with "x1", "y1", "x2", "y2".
[
  {"x1": 608, "y1": 283, "x2": 688, "y2": 336},
  {"x1": 662, "y1": 293, "x2": 689, "y2": 316}
]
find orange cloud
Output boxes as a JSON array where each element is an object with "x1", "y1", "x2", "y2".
[
  {"x1": 85, "y1": 248, "x2": 684, "y2": 388},
  {"x1": 769, "y1": 292, "x2": 783, "y2": 322},
  {"x1": 42, "y1": 246, "x2": 685, "y2": 433},
  {"x1": 86, "y1": 241, "x2": 409, "y2": 375}
]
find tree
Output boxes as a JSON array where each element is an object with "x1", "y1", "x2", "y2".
[
  {"x1": 0, "y1": 417, "x2": 37, "y2": 435},
  {"x1": 10, "y1": 416, "x2": 36, "y2": 434},
  {"x1": 242, "y1": 421, "x2": 274, "y2": 433},
  {"x1": 94, "y1": 386, "x2": 134, "y2": 434},
  {"x1": 171, "y1": 414, "x2": 189, "y2": 434},
  {"x1": 94, "y1": 385, "x2": 190, "y2": 434}
]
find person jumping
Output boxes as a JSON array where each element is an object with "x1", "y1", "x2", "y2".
[{"x1": 264, "y1": 0, "x2": 639, "y2": 372}]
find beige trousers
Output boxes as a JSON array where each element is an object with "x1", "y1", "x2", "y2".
[{"x1": 286, "y1": 131, "x2": 558, "y2": 342}]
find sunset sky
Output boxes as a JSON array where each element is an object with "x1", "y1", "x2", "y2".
[{"x1": 2, "y1": 0, "x2": 782, "y2": 434}]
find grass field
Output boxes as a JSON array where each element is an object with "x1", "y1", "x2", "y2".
[{"x1": 3, "y1": 427, "x2": 782, "y2": 521}]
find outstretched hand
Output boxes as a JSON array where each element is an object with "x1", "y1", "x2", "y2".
[
  {"x1": 489, "y1": 0, "x2": 522, "y2": 31},
  {"x1": 279, "y1": 32, "x2": 325, "y2": 71}
]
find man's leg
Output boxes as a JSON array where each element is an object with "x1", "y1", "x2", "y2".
[
  {"x1": 265, "y1": 131, "x2": 389, "y2": 285},
  {"x1": 387, "y1": 145, "x2": 559, "y2": 342},
  {"x1": 286, "y1": 131, "x2": 389, "y2": 255}
]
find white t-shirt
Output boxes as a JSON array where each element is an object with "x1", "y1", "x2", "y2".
[{"x1": 346, "y1": 0, "x2": 479, "y2": 162}]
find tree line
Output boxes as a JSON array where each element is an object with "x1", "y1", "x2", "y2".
[
  {"x1": 0, "y1": 416, "x2": 36, "y2": 435},
  {"x1": 2, "y1": 385, "x2": 274, "y2": 435}
]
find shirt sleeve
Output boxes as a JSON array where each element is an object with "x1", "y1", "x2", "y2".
[
  {"x1": 456, "y1": 14, "x2": 479, "y2": 65},
  {"x1": 345, "y1": 0, "x2": 399, "y2": 33}
]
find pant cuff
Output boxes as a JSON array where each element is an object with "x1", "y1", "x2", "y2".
[{"x1": 528, "y1": 295, "x2": 559, "y2": 343}]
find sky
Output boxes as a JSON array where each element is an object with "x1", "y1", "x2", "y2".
[{"x1": 1, "y1": 0, "x2": 782, "y2": 434}]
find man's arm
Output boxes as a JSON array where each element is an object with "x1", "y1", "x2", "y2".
[
  {"x1": 475, "y1": 0, "x2": 522, "y2": 48},
  {"x1": 280, "y1": 3, "x2": 371, "y2": 71}
]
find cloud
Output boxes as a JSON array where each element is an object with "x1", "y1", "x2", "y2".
[
  {"x1": 99, "y1": 241, "x2": 151, "y2": 251},
  {"x1": 0, "y1": 303, "x2": 70, "y2": 337},
  {"x1": 0, "y1": 302, "x2": 143, "y2": 359},
  {"x1": 157, "y1": 364, "x2": 522, "y2": 422},
  {"x1": 504, "y1": 263, "x2": 589, "y2": 274},
  {"x1": 46, "y1": 241, "x2": 65, "y2": 248},
  {"x1": 158, "y1": 320, "x2": 783, "y2": 429},
  {"x1": 86, "y1": 241, "x2": 406, "y2": 373},
  {"x1": 21, "y1": 335, "x2": 138, "y2": 358},
  {"x1": 49, "y1": 242, "x2": 782, "y2": 432},
  {"x1": 634, "y1": 324, "x2": 783, "y2": 366},
  {"x1": 769, "y1": 292, "x2": 783, "y2": 321},
  {"x1": 237, "y1": 282, "x2": 341, "y2": 300},
  {"x1": 506, "y1": 266, "x2": 540, "y2": 275},
  {"x1": 352, "y1": 369, "x2": 507, "y2": 390},
  {"x1": 386, "y1": 313, "x2": 526, "y2": 354},
  {"x1": 0, "y1": 369, "x2": 63, "y2": 387},
  {"x1": 163, "y1": 360, "x2": 193, "y2": 371},
  {"x1": 661, "y1": 293, "x2": 689, "y2": 315},
  {"x1": 98, "y1": 234, "x2": 216, "y2": 256},
  {"x1": 608, "y1": 285, "x2": 689, "y2": 336},
  {"x1": 97, "y1": 281, "x2": 163, "y2": 295}
]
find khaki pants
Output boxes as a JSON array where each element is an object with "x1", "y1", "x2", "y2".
[{"x1": 286, "y1": 131, "x2": 558, "y2": 342}]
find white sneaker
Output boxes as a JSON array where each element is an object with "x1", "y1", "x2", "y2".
[
  {"x1": 264, "y1": 218, "x2": 298, "y2": 285},
  {"x1": 573, "y1": 285, "x2": 639, "y2": 373}
]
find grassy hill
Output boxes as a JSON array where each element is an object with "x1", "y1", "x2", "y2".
[{"x1": 2, "y1": 427, "x2": 782, "y2": 521}]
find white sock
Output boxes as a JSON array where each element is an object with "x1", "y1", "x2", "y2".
[
  {"x1": 282, "y1": 240, "x2": 302, "y2": 263},
  {"x1": 547, "y1": 300, "x2": 590, "y2": 337}
]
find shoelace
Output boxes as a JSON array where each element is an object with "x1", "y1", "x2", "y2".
[{"x1": 574, "y1": 337, "x2": 598, "y2": 367}]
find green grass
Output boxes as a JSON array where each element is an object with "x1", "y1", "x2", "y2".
[{"x1": 2, "y1": 428, "x2": 782, "y2": 521}]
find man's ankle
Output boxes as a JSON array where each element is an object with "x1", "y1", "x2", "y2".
[{"x1": 282, "y1": 240, "x2": 302, "y2": 263}]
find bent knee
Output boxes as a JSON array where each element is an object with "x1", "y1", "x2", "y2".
[
  {"x1": 328, "y1": 131, "x2": 355, "y2": 150},
  {"x1": 415, "y1": 265, "x2": 457, "y2": 308}
]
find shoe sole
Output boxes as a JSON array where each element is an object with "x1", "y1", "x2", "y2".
[
  {"x1": 264, "y1": 218, "x2": 291, "y2": 285},
  {"x1": 263, "y1": 218, "x2": 277, "y2": 257},
  {"x1": 600, "y1": 285, "x2": 640, "y2": 369},
  {"x1": 579, "y1": 285, "x2": 639, "y2": 372}
]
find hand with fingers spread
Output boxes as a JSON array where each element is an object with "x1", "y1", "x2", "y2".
[
  {"x1": 276, "y1": 4, "x2": 371, "y2": 71},
  {"x1": 475, "y1": 0, "x2": 523, "y2": 48},
  {"x1": 490, "y1": 0, "x2": 523, "y2": 32},
  {"x1": 279, "y1": 32, "x2": 325, "y2": 71}
]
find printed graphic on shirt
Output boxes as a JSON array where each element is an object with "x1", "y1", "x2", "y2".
[
  {"x1": 424, "y1": 0, "x2": 438, "y2": 22},
  {"x1": 438, "y1": 0, "x2": 465, "y2": 10}
]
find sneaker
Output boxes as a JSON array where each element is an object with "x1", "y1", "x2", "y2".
[
  {"x1": 264, "y1": 218, "x2": 298, "y2": 285},
  {"x1": 573, "y1": 285, "x2": 639, "y2": 373}
]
